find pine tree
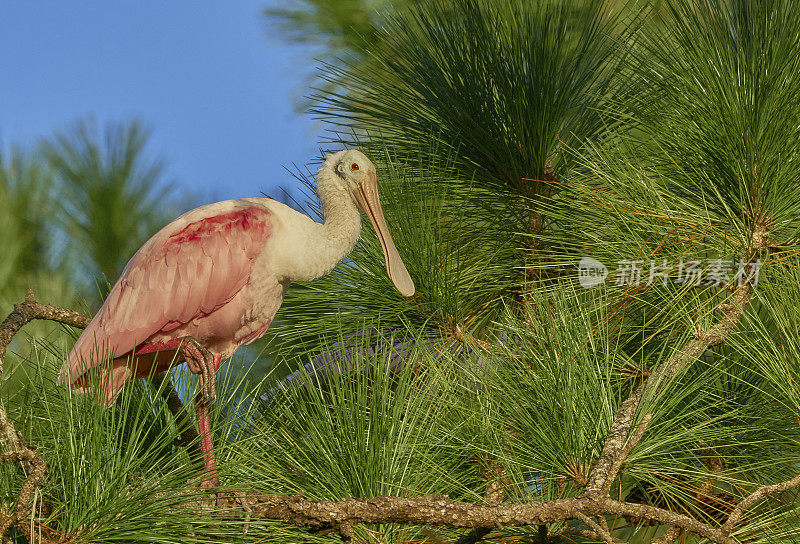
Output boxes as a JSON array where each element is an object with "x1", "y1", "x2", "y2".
[
  {"x1": 4, "y1": 1, "x2": 800, "y2": 543},
  {"x1": 41, "y1": 118, "x2": 182, "y2": 299},
  {"x1": 260, "y1": 0, "x2": 800, "y2": 541}
]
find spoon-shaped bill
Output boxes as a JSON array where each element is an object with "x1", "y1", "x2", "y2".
[{"x1": 354, "y1": 172, "x2": 415, "y2": 297}]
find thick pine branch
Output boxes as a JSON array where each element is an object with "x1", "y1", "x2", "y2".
[{"x1": 232, "y1": 493, "x2": 735, "y2": 543}]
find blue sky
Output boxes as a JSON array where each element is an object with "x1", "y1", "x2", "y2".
[{"x1": 0, "y1": 1, "x2": 323, "y2": 202}]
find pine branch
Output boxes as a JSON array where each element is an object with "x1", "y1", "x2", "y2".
[
  {"x1": 561, "y1": 525, "x2": 624, "y2": 543},
  {"x1": 0, "y1": 290, "x2": 89, "y2": 542},
  {"x1": 721, "y1": 472, "x2": 800, "y2": 534},
  {"x1": 584, "y1": 389, "x2": 647, "y2": 497},
  {"x1": 585, "y1": 221, "x2": 769, "y2": 498},
  {"x1": 575, "y1": 512, "x2": 614, "y2": 544},
  {"x1": 0, "y1": 289, "x2": 90, "y2": 375},
  {"x1": 1, "y1": 290, "x2": 88, "y2": 451},
  {"x1": 215, "y1": 492, "x2": 738, "y2": 544},
  {"x1": 0, "y1": 449, "x2": 47, "y2": 542}
]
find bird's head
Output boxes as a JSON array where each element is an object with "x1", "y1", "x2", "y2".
[
  {"x1": 323, "y1": 149, "x2": 415, "y2": 297},
  {"x1": 332, "y1": 149, "x2": 374, "y2": 190}
]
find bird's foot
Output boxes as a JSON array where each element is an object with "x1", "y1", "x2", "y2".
[
  {"x1": 214, "y1": 490, "x2": 253, "y2": 533},
  {"x1": 187, "y1": 473, "x2": 220, "y2": 491},
  {"x1": 179, "y1": 337, "x2": 216, "y2": 402}
]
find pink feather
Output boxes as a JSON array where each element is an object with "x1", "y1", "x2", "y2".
[{"x1": 59, "y1": 200, "x2": 273, "y2": 402}]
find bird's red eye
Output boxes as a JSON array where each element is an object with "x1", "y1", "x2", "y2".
[{"x1": 351, "y1": 163, "x2": 359, "y2": 171}]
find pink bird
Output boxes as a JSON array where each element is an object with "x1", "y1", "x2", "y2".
[{"x1": 58, "y1": 150, "x2": 415, "y2": 486}]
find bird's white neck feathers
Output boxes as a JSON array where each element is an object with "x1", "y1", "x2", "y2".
[
  {"x1": 315, "y1": 160, "x2": 362, "y2": 272},
  {"x1": 263, "y1": 153, "x2": 362, "y2": 284}
]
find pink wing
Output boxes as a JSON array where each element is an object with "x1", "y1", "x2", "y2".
[{"x1": 59, "y1": 200, "x2": 272, "y2": 387}]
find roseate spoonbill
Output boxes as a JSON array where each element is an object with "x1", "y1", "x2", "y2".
[{"x1": 57, "y1": 150, "x2": 414, "y2": 486}]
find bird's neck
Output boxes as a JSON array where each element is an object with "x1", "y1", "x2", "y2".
[
  {"x1": 320, "y1": 181, "x2": 362, "y2": 260},
  {"x1": 292, "y1": 170, "x2": 361, "y2": 282}
]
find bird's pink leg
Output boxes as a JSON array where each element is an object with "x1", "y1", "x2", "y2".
[
  {"x1": 137, "y1": 337, "x2": 220, "y2": 487},
  {"x1": 195, "y1": 393, "x2": 218, "y2": 488},
  {"x1": 178, "y1": 340, "x2": 220, "y2": 488}
]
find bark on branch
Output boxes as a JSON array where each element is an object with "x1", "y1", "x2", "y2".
[
  {"x1": 585, "y1": 222, "x2": 769, "y2": 499},
  {"x1": 1, "y1": 290, "x2": 89, "y2": 449},
  {"x1": 575, "y1": 512, "x2": 614, "y2": 544},
  {"x1": 0, "y1": 290, "x2": 90, "y2": 375},
  {"x1": 721, "y1": 472, "x2": 800, "y2": 534},
  {"x1": 215, "y1": 493, "x2": 737, "y2": 544},
  {"x1": 0, "y1": 449, "x2": 47, "y2": 542},
  {"x1": 0, "y1": 290, "x2": 89, "y2": 541}
]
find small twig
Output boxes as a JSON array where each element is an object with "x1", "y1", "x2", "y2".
[
  {"x1": 561, "y1": 526, "x2": 620, "y2": 542},
  {"x1": 597, "y1": 515, "x2": 611, "y2": 534},
  {"x1": 576, "y1": 512, "x2": 614, "y2": 544},
  {"x1": 0, "y1": 406, "x2": 28, "y2": 468},
  {"x1": 721, "y1": 472, "x2": 800, "y2": 533},
  {"x1": 652, "y1": 526, "x2": 683, "y2": 544}
]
